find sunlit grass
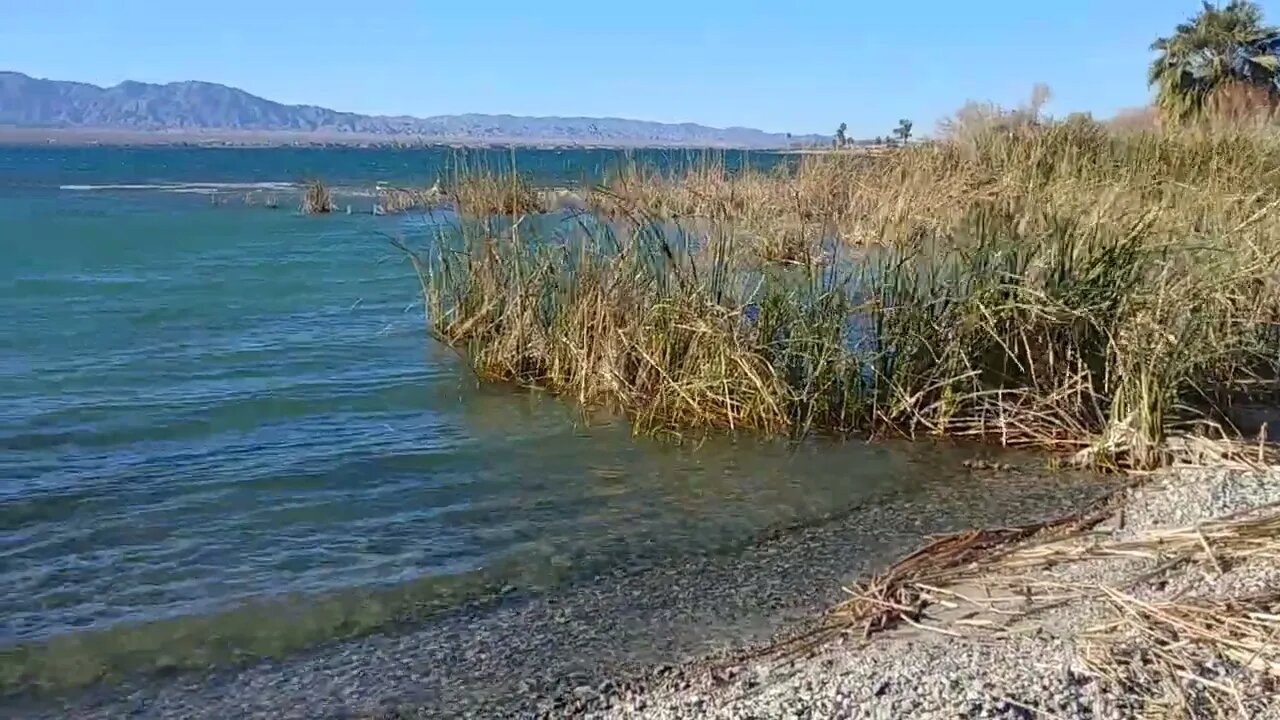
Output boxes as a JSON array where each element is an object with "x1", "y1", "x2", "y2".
[
  {"x1": 299, "y1": 178, "x2": 334, "y2": 214},
  {"x1": 408, "y1": 124, "x2": 1280, "y2": 469}
]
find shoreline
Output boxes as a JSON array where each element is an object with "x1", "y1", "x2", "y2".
[
  {"x1": 0, "y1": 128, "x2": 815, "y2": 151},
  {"x1": 9, "y1": 466, "x2": 1114, "y2": 719},
  {"x1": 18, "y1": 463, "x2": 1277, "y2": 719},
  {"x1": 592, "y1": 465, "x2": 1280, "y2": 719}
]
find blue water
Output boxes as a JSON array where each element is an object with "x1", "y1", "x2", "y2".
[
  {"x1": 0, "y1": 147, "x2": 1100, "y2": 694},
  {"x1": 0, "y1": 145, "x2": 788, "y2": 191}
]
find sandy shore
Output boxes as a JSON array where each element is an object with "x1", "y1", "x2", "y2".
[{"x1": 591, "y1": 467, "x2": 1280, "y2": 720}]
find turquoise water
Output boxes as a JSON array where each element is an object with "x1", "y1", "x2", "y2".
[
  {"x1": 0, "y1": 145, "x2": 786, "y2": 190},
  {"x1": 0, "y1": 147, "x2": 1097, "y2": 694}
]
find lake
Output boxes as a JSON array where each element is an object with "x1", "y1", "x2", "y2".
[{"x1": 0, "y1": 147, "x2": 1108, "y2": 705}]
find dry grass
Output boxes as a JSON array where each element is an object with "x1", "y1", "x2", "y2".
[
  {"x1": 1082, "y1": 589, "x2": 1280, "y2": 719},
  {"x1": 406, "y1": 217, "x2": 795, "y2": 438},
  {"x1": 832, "y1": 496, "x2": 1280, "y2": 635},
  {"x1": 595, "y1": 122, "x2": 1280, "y2": 255},
  {"x1": 377, "y1": 184, "x2": 441, "y2": 214},
  {"x1": 300, "y1": 178, "x2": 334, "y2": 214},
  {"x1": 830, "y1": 490, "x2": 1124, "y2": 637},
  {"x1": 447, "y1": 170, "x2": 544, "y2": 218},
  {"x1": 405, "y1": 123, "x2": 1280, "y2": 468},
  {"x1": 825, "y1": 488, "x2": 1280, "y2": 718}
]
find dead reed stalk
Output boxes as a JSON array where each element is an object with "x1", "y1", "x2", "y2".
[
  {"x1": 300, "y1": 179, "x2": 334, "y2": 214},
  {"x1": 826, "y1": 492, "x2": 1280, "y2": 717},
  {"x1": 448, "y1": 170, "x2": 544, "y2": 217},
  {"x1": 408, "y1": 124, "x2": 1280, "y2": 468},
  {"x1": 378, "y1": 183, "x2": 441, "y2": 214},
  {"x1": 1080, "y1": 589, "x2": 1280, "y2": 719}
]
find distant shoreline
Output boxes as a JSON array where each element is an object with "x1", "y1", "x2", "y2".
[{"x1": 0, "y1": 127, "x2": 819, "y2": 151}]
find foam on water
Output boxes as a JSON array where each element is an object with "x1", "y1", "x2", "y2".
[{"x1": 60, "y1": 181, "x2": 299, "y2": 192}]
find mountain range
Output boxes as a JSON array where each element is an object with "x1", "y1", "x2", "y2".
[{"x1": 0, "y1": 71, "x2": 825, "y2": 148}]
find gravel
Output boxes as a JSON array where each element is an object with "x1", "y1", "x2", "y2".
[
  {"x1": 4, "y1": 466, "x2": 1114, "y2": 720},
  {"x1": 19, "y1": 467, "x2": 1277, "y2": 719},
  {"x1": 9, "y1": 466, "x2": 1276, "y2": 719},
  {"x1": 590, "y1": 467, "x2": 1280, "y2": 720}
]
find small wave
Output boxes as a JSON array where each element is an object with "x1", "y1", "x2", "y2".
[
  {"x1": 60, "y1": 184, "x2": 173, "y2": 191},
  {"x1": 167, "y1": 187, "x2": 222, "y2": 195},
  {"x1": 182, "y1": 182, "x2": 298, "y2": 191},
  {"x1": 60, "y1": 182, "x2": 299, "y2": 192}
]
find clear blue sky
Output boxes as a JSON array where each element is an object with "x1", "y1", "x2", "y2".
[{"x1": 4, "y1": 1, "x2": 1279, "y2": 137}]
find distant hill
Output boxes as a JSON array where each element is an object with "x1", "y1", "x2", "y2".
[{"x1": 0, "y1": 71, "x2": 826, "y2": 148}]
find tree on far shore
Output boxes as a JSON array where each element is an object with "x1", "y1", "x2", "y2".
[
  {"x1": 893, "y1": 118, "x2": 913, "y2": 145},
  {"x1": 1150, "y1": 0, "x2": 1280, "y2": 121},
  {"x1": 835, "y1": 122, "x2": 848, "y2": 148}
]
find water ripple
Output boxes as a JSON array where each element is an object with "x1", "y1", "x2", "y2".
[{"x1": 0, "y1": 172, "x2": 1106, "y2": 667}]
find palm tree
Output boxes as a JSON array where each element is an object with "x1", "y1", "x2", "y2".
[
  {"x1": 1150, "y1": 1, "x2": 1280, "y2": 121},
  {"x1": 835, "y1": 122, "x2": 848, "y2": 148},
  {"x1": 893, "y1": 118, "x2": 913, "y2": 145}
]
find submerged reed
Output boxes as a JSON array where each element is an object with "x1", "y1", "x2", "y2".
[
  {"x1": 447, "y1": 170, "x2": 544, "y2": 218},
  {"x1": 300, "y1": 179, "x2": 334, "y2": 214},
  {"x1": 377, "y1": 183, "x2": 443, "y2": 214},
  {"x1": 405, "y1": 125, "x2": 1280, "y2": 468}
]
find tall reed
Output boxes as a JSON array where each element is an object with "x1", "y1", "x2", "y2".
[
  {"x1": 378, "y1": 184, "x2": 441, "y2": 214},
  {"x1": 300, "y1": 179, "x2": 334, "y2": 214},
  {"x1": 406, "y1": 126, "x2": 1280, "y2": 468},
  {"x1": 447, "y1": 169, "x2": 544, "y2": 218}
]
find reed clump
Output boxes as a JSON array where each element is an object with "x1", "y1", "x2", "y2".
[
  {"x1": 595, "y1": 122, "x2": 1280, "y2": 253},
  {"x1": 408, "y1": 125, "x2": 1280, "y2": 468},
  {"x1": 378, "y1": 183, "x2": 442, "y2": 214},
  {"x1": 447, "y1": 171, "x2": 544, "y2": 218},
  {"x1": 300, "y1": 179, "x2": 334, "y2": 214}
]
